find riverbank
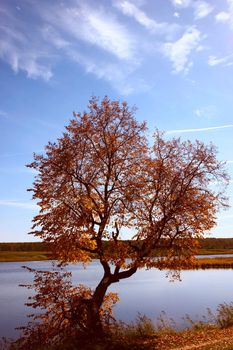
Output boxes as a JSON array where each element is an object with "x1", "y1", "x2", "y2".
[
  {"x1": 0, "y1": 251, "x2": 52, "y2": 262},
  {"x1": 145, "y1": 326, "x2": 233, "y2": 349},
  {"x1": 1, "y1": 239, "x2": 233, "y2": 263},
  {"x1": 5, "y1": 324, "x2": 233, "y2": 350},
  {"x1": 2, "y1": 251, "x2": 233, "y2": 269},
  {"x1": 193, "y1": 257, "x2": 233, "y2": 269}
]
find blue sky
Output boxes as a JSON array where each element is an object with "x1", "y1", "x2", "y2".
[{"x1": 0, "y1": 0, "x2": 233, "y2": 242}]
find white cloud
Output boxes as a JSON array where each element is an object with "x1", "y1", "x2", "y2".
[
  {"x1": 170, "y1": 0, "x2": 191, "y2": 7},
  {"x1": 174, "y1": 12, "x2": 180, "y2": 18},
  {"x1": 42, "y1": 26, "x2": 70, "y2": 50},
  {"x1": 166, "y1": 124, "x2": 233, "y2": 134},
  {"x1": 37, "y1": 2, "x2": 144, "y2": 93},
  {"x1": 0, "y1": 1, "x2": 141, "y2": 93},
  {"x1": 67, "y1": 48, "x2": 149, "y2": 95},
  {"x1": 113, "y1": 0, "x2": 180, "y2": 37},
  {"x1": 114, "y1": 0, "x2": 162, "y2": 32},
  {"x1": 38, "y1": 1, "x2": 158, "y2": 94},
  {"x1": 0, "y1": 200, "x2": 38, "y2": 210},
  {"x1": 216, "y1": 12, "x2": 230, "y2": 23},
  {"x1": 162, "y1": 26, "x2": 202, "y2": 73},
  {"x1": 193, "y1": 1, "x2": 213, "y2": 19},
  {"x1": 0, "y1": 7, "x2": 53, "y2": 81},
  {"x1": 194, "y1": 106, "x2": 217, "y2": 119},
  {"x1": 171, "y1": 0, "x2": 213, "y2": 19},
  {"x1": 40, "y1": 2, "x2": 135, "y2": 61},
  {"x1": 208, "y1": 54, "x2": 233, "y2": 66},
  {"x1": 215, "y1": 0, "x2": 233, "y2": 29}
]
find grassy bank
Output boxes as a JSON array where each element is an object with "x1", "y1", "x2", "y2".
[
  {"x1": 198, "y1": 249, "x2": 233, "y2": 255},
  {"x1": 193, "y1": 257, "x2": 233, "y2": 269},
  {"x1": 6, "y1": 304, "x2": 233, "y2": 350},
  {"x1": 1, "y1": 240, "x2": 233, "y2": 262},
  {"x1": 0, "y1": 251, "x2": 53, "y2": 262},
  {"x1": 2, "y1": 251, "x2": 233, "y2": 268}
]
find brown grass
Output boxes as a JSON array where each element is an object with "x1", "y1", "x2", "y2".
[{"x1": 0, "y1": 251, "x2": 52, "y2": 262}]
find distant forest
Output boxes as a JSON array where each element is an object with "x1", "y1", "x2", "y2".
[{"x1": 1, "y1": 238, "x2": 233, "y2": 252}]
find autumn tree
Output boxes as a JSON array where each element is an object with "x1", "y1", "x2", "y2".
[{"x1": 25, "y1": 96, "x2": 228, "y2": 341}]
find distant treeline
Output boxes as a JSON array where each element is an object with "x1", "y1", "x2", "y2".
[
  {"x1": 198, "y1": 238, "x2": 233, "y2": 250},
  {"x1": 1, "y1": 238, "x2": 233, "y2": 252}
]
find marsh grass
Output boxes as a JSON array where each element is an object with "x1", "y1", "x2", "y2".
[
  {"x1": 0, "y1": 251, "x2": 52, "y2": 262},
  {"x1": 191, "y1": 257, "x2": 233, "y2": 269},
  {"x1": 215, "y1": 302, "x2": 233, "y2": 328},
  {"x1": 4, "y1": 303, "x2": 233, "y2": 350}
]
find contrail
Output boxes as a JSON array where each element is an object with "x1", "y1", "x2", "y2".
[
  {"x1": 166, "y1": 124, "x2": 233, "y2": 134},
  {"x1": 0, "y1": 200, "x2": 37, "y2": 209}
]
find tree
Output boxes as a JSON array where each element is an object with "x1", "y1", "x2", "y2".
[{"x1": 26, "y1": 96, "x2": 228, "y2": 340}]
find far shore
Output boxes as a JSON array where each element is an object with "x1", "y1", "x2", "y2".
[{"x1": 1, "y1": 250, "x2": 233, "y2": 269}]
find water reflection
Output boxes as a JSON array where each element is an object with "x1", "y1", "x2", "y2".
[{"x1": 0, "y1": 260, "x2": 233, "y2": 338}]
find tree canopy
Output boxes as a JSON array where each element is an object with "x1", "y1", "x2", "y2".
[
  {"x1": 22, "y1": 96, "x2": 229, "y2": 343},
  {"x1": 29, "y1": 96, "x2": 228, "y2": 270}
]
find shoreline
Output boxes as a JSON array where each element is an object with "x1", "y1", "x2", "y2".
[{"x1": 1, "y1": 251, "x2": 233, "y2": 269}]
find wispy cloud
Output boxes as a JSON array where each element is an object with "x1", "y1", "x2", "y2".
[
  {"x1": 39, "y1": 2, "x2": 136, "y2": 61},
  {"x1": 66, "y1": 48, "x2": 148, "y2": 95},
  {"x1": 162, "y1": 26, "x2": 202, "y2": 73},
  {"x1": 0, "y1": 1, "x2": 138, "y2": 91},
  {"x1": 174, "y1": 12, "x2": 180, "y2": 18},
  {"x1": 113, "y1": 0, "x2": 180, "y2": 38},
  {"x1": 0, "y1": 5, "x2": 53, "y2": 81},
  {"x1": 193, "y1": 1, "x2": 214, "y2": 20},
  {"x1": 0, "y1": 0, "x2": 222, "y2": 93},
  {"x1": 41, "y1": 26, "x2": 70, "y2": 50},
  {"x1": 208, "y1": 54, "x2": 233, "y2": 67},
  {"x1": 0, "y1": 110, "x2": 7, "y2": 118},
  {"x1": 0, "y1": 200, "x2": 38, "y2": 210},
  {"x1": 216, "y1": 12, "x2": 231, "y2": 23},
  {"x1": 166, "y1": 124, "x2": 233, "y2": 134},
  {"x1": 215, "y1": 0, "x2": 233, "y2": 29},
  {"x1": 170, "y1": 0, "x2": 192, "y2": 7},
  {"x1": 38, "y1": 1, "x2": 155, "y2": 94},
  {"x1": 170, "y1": 0, "x2": 213, "y2": 19},
  {"x1": 194, "y1": 105, "x2": 217, "y2": 119}
]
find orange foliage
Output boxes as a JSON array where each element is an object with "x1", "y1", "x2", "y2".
[
  {"x1": 21, "y1": 96, "x2": 229, "y2": 342},
  {"x1": 28, "y1": 97, "x2": 228, "y2": 270},
  {"x1": 15, "y1": 265, "x2": 119, "y2": 349}
]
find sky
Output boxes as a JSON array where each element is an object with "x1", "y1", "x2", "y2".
[{"x1": 0, "y1": 0, "x2": 233, "y2": 242}]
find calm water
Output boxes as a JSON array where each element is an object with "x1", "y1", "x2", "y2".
[{"x1": 1, "y1": 260, "x2": 233, "y2": 339}]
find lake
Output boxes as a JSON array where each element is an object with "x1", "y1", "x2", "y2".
[{"x1": 1, "y1": 260, "x2": 233, "y2": 339}]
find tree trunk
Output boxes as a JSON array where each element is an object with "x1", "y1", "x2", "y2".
[
  {"x1": 86, "y1": 274, "x2": 111, "y2": 336},
  {"x1": 85, "y1": 265, "x2": 138, "y2": 336}
]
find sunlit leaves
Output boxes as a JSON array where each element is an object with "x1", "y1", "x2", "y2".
[
  {"x1": 23, "y1": 96, "x2": 229, "y2": 343},
  {"x1": 27, "y1": 96, "x2": 229, "y2": 269}
]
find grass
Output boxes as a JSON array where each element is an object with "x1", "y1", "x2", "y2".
[
  {"x1": 2, "y1": 250, "x2": 233, "y2": 269},
  {"x1": 0, "y1": 251, "x2": 52, "y2": 262},
  {"x1": 193, "y1": 257, "x2": 233, "y2": 269},
  {"x1": 198, "y1": 249, "x2": 233, "y2": 255},
  {"x1": 7, "y1": 313, "x2": 233, "y2": 350},
  {"x1": 4, "y1": 303, "x2": 233, "y2": 350}
]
